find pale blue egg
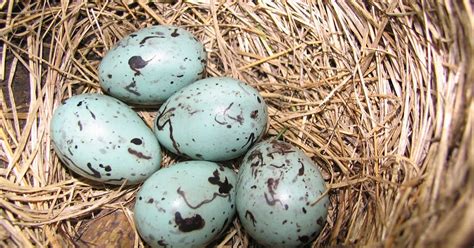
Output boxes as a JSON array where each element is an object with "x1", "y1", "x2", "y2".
[
  {"x1": 50, "y1": 94, "x2": 161, "y2": 185},
  {"x1": 134, "y1": 161, "x2": 237, "y2": 248},
  {"x1": 154, "y1": 77, "x2": 268, "y2": 161},
  {"x1": 236, "y1": 139, "x2": 329, "y2": 247},
  {"x1": 98, "y1": 25, "x2": 206, "y2": 105}
]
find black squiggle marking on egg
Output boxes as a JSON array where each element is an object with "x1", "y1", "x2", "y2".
[
  {"x1": 53, "y1": 141, "x2": 104, "y2": 180},
  {"x1": 214, "y1": 102, "x2": 244, "y2": 126},
  {"x1": 128, "y1": 56, "x2": 153, "y2": 76},
  {"x1": 298, "y1": 160, "x2": 305, "y2": 176},
  {"x1": 241, "y1": 132, "x2": 257, "y2": 149},
  {"x1": 189, "y1": 110, "x2": 201, "y2": 115},
  {"x1": 156, "y1": 104, "x2": 182, "y2": 155},
  {"x1": 245, "y1": 210, "x2": 257, "y2": 227},
  {"x1": 86, "y1": 163, "x2": 101, "y2": 178},
  {"x1": 257, "y1": 96, "x2": 262, "y2": 103},
  {"x1": 208, "y1": 169, "x2": 233, "y2": 194},
  {"x1": 125, "y1": 78, "x2": 141, "y2": 96},
  {"x1": 178, "y1": 103, "x2": 202, "y2": 116},
  {"x1": 139, "y1": 35, "x2": 165, "y2": 45},
  {"x1": 214, "y1": 103, "x2": 233, "y2": 125},
  {"x1": 128, "y1": 148, "x2": 151, "y2": 160},
  {"x1": 229, "y1": 113, "x2": 244, "y2": 125},
  {"x1": 267, "y1": 152, "x2": 274, "y2": 159},
  {"x1": 85, "y1": 105, "x2": 96, "y2": 119},
  {"x1": 174, "y1": 212, "x2": 204, "y2": 232},
  {"x1": 77, "y1": 121, "x2": 82, "y2": 131},
  {"x1": 269, "y1": 163, "x2": 285, "y2": 168},
  {"x1": 177, "y1": 187, "x2": 229, "y2": 209},
  {"x1": 76, "y1": 101, "x2": 83, "y2": 107},
  {"x1": 247, "y1": 149, "x2": 264, "y2": 178},
  {"x1": 221, "y1": 217, "x2": 229, "y2": 230},
  {"x1": 266, "y1": 140, "x2": 295, "y2": 157},
  {"x1": 264, "y1": 177, "x2": 288, "y2": 209},
  {"x1": 271, "y1": 139, "x2": 292, "y2": 150},
  {"x1": 170, "y1": 29, "x2": 179, "y2": 37},
  {"x1": 104, "y1": 177, "x2": 126, "y2": 183},
  {"x1": 61, "y1": 155, "x2": 84, "y2": 175}
]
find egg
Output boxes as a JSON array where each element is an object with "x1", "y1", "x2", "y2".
[
  {"x1": 236, "y1": 139, "x2": 329, "y2": 247},
  {"x1": 134, "y1": 161, "x2": 237, "y2": 248},
  {"x1": 154, "y1": 77, "x2": 268, "y2": 161},
  {"x1": 50, "y1": 94, "x2": 161, "y2": 185},
  {"x1": 98, "y1": 25, "x2": 206, "y2": 105}
]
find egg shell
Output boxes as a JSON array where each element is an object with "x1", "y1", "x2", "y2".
[
  {"x1": 154, "y1": 77, "x2": 268, "y2": 161},
  {"x1": 236, "y1": 139, "x2": 329, "y2": 247},
  {"x1": 134, "y1": 161, "x2": 237, "y2": 248},
  {"x1": 98, "y1": 25, "x2": 206, "y2": 105},
  {"x1": 50, "y1": 93, "x2": 161, "y2": 185}
]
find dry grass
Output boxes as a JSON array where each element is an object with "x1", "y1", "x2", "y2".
[{"x1": 0, "y1": 1, "x2": 472, "y2": 247}]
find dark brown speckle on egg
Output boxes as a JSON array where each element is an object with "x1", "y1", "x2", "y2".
[
  {"x1": 174, "y1": 212, "x2": 205, "y2": 232},
  {"x1": 171, "y1": 29, "x2": 180, "y2": 37},
  {"x1": 131, "y1": 138, "x2": 143, "y2": 145}
]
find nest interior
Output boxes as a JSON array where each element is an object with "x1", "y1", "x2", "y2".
[{"x1": 0, "y1": 1, "x2": 472, "y2": 247}]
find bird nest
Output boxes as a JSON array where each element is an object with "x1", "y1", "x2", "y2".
[{"x1": 0, "y1": 1, "x2": 472, "y2": 247}]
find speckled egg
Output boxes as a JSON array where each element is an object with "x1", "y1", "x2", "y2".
[
  {"x1": 236, "y1": 139, "x2": 329, "y2": 247},
  {"x1": 154, "y1": 77, "x2": 268, "y2": 161},
  {"x1": 98, "y1": 25, "x2": 206, "y2": 105},
  {"x1": 50, "y1": 94, "x2": 161, "y2": 185},
  {"x1": 134, "y1": 161, "x2": 237, "y2": 248}
]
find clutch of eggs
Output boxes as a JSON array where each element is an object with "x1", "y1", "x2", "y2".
[{"x1": 49, "y1": 23, "x2": 330, "y2": 248}]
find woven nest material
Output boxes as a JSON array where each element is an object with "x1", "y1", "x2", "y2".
[{"x1": 0, "y1": 1, "x2": 472, "y2": 247}]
